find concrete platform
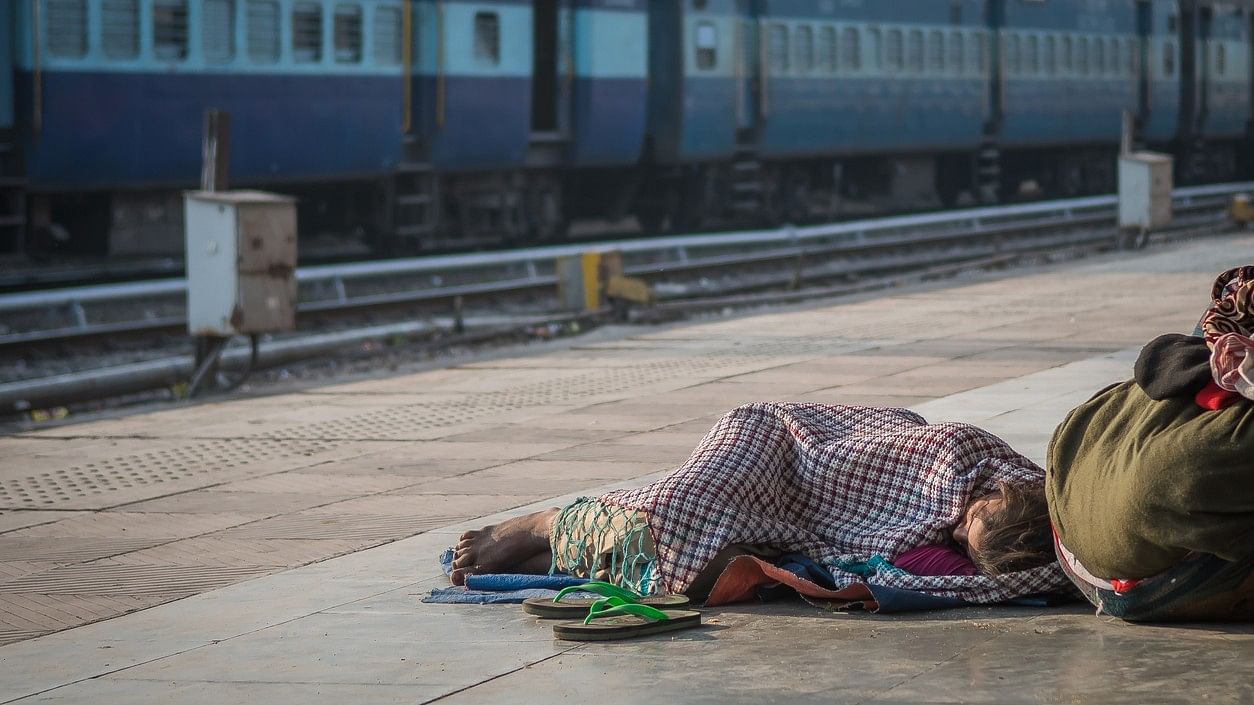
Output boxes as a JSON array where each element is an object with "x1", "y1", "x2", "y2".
[{"x1": 3, "y1": 235, "x2": 1254, "y2": 703}]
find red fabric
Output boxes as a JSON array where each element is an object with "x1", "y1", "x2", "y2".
[
  {"x1": 1110, "y1": 578, "x2": 1141, "y2": 595},
  {"x1": 704, "y1": 555, "x2": 879, "y2": 610},
  {"x1": 894, "y1": 545, "x2": 978, "y2": 577},
  {"x1": 1195, "y1": 382, "x2": 1242, "y2": 411}
]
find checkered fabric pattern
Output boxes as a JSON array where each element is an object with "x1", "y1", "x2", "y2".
[{"x1": 599, "y1": 403, "x2": 1071, "y2": 603}]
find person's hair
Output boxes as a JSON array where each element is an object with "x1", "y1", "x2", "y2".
[{"x1": 970, "y1": 481, "x2": 1055, "y2": 575}]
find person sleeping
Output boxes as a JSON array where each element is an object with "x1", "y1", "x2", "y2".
[{"x1": 450, "y1": 402, "x2": 1067, "y2": 605}]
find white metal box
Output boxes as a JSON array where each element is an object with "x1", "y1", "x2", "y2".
[
  {"x1": 184, "y1": 191, "x2": 297, "y2": 336},
  {"x1": 1118, "y1": 152, "x2": 1173, "y2": 231}
]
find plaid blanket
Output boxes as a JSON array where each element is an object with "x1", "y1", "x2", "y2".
[{"x1": 599, "y1": 403, "x2": 1071, "y2": 603}]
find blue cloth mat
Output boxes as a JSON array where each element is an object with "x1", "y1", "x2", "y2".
[
  {"x1": 423, "y1": 549, "x2": 593, "y2": 605},
  {"x1": 425, "y1": 549, "x2": 1070, "y2": 611}
]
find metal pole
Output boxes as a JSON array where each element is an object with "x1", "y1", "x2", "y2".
[
  {"x1": 201, "y1": 110, "x2": 231, "y2": 192},
  {"x1": 194, "y1": 110, "x2": 233, "y2": 385}
]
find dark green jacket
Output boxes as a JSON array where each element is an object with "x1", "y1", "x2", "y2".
[{"x1": 1047, "y1": 380, "x2": 1254, "y2": 579}]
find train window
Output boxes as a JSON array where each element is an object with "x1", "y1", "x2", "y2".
[
  {"x1": 695, "y1": 22, "x2": 717, "y2": 70},
  {"x1": 373, "y1": 7, "x2": 402, "y2": 66},
  {"x1": 969, "y1": 33, "x2": 984, "y2": 74},
  {"x1": 102, "y1": 0, "x2": 140, "y2": 60},
  {"x1": 867, "y1": 28, "x2": 881, "y2": 70},
  {"x1": 1163, "y1": 41, "x2": 1175, "y2": 76},
  {"x1": 247, "y1": 1, "x2": 281, "y2": 63},
  {"x1": 475, "y1": 12, "x2": 501, "y2": 66},
  {"x1": 1005, "y1": 34, "x2": 1020, "y2": 75},
  {"x1": 928, "y1": 30, "x2": 944, "y2": 73},
  {"x1": 795, "y1": 26, "x2": 814, "y2": 73},
  {"x1": 1216, "y1": 43, "x2": 1226, "y2": 77},
  {"x1": 949, "y1": 31, "x2": 963, "y2": 74},
  {"x1": 153, "y1": 0, "x2": 189, "y2": 60},
  {"x1": 334, "y1": 5, "x2": 363, "y2": 64},
  {"x1": 47, "y1": 0, "x2": 87, "y2": 59},
  {"x1": 886, "y1": 29, "x2": 903, "y2": 72},
  {"x1": 820, "y1": 26, "x2": 837, "y2": 73},
  {"x1": 1109, "y1": 38, "x2": 1119, "y2": 75},
  {"x1": 1025, "y1": 35, "x2": 1039, "y2": 74},
  {"x1": 1044, "y1": 35, "x2": 1056, "y2": 74},
  {"x1": 1093, "y1": 36, "x2": 1104, "y2": 74},
  {"x1": 842, "y1": 27, "x2": 861, "y2": 71},
  {"x1": 1077, "y1": 37, "x2": 1089, "y2": 75},
  {"x1": 1061, "y1": 36, "x2": 1072, "y2": 73},
  {"x1": 204, "y1": 0, "x2": 236, "y2": 64},
  {"x1": 292, "y1": 2, "x2": 323, "y2": 63},
  {"x1": 769, "y1": 25, "x2": 789, "y2": 72},
  {"x1": 1126, "y1": 38, "x2": 1138, "y2": 76},
  {"x1": 907, "y1": 29, "x2": 923, "y2": 73}
]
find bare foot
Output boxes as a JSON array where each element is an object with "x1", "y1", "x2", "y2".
[{"x1": 451, "y1": 508, "x2": 559, "y2": 585}]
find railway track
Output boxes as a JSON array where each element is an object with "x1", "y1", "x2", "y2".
[{"x1": 1, "y1": 182, "x2": 1250, "y2": 413}]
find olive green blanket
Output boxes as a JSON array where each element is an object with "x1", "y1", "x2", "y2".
[{"x1": 1047, "y1": 380, "x2": 1254, "y2": 579}]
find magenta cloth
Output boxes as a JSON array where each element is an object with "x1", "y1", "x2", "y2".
[{"x1": 894, "y1": 545, "x2": 978, "y2": 577}]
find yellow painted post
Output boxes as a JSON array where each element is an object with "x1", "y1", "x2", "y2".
[{"x1": 579, "y1": 251, "x2": 602, "y2": 312}]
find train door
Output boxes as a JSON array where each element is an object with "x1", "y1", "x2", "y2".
[
  {"x1": 985, "y1": 0, "x2": 1005, "y2": 132},
  {"x1": 1196, "y1": 4, "x2": 1212, "y2": 131},
  {"x1": 734, "y1": 0, "x2": 761, "y2": 140},
  {"x1": 531, "y1": 0, "x2": 571, "y2": 136}
]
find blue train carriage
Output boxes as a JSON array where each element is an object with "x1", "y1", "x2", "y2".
[
  {"x1": 14, "y1": 0, "x2": 409, "y2": 255},
  {"x1": 1174, "y1": 0, "x2": 1250, "y2": 181},
  {"x1": 994, "y1": 0, "x2": 1141, "y2": 197},
  {"x1": 405, "y1": 0, "x2": 647, "y2": 244},
  {"x1": 754, "y1": 0, "x2": 990, "y2": 211}
]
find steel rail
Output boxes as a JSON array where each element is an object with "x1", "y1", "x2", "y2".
[{"x1": 0, "y1": 183, "x2": 1249, "y2": 350}]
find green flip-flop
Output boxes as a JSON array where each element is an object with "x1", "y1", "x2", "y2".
[
  {"x1": 522, "y1": 581, "x2": 690, "y2": 619},
  {"x1": 552, "y1": 597, "x2": 702, "y2": 642}
]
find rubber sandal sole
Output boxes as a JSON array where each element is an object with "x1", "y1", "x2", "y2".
[
  {"x1": 522, "y1": 594, "x2": 690, "y2": 619},
  {"x1": 552, "y1": 609, "x2": 702, "y2": 642}
]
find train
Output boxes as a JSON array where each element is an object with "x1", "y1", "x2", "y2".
[{"x1": 1, "y1": 0, "x2": 1251, "y2": 257}]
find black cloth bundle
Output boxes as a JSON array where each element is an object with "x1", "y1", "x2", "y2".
[{"x1": 1133, "y1": 333, "x2": 1212, "y2": 400}]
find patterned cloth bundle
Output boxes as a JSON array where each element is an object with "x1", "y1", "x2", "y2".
[{"x1": 1201, "y1": 265, "x2": 1254, "y2": 399}]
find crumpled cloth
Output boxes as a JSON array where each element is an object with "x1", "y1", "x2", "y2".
[
  {"x1": 1210, "y1": 333, "x2": 1254, "y2": 399},
  {"x1": 1202, "y1": 266, "x2": 1254, "y2": 401},
  {"x1": 596, "y1": 403, "x2": 1071, "y2": 604}
]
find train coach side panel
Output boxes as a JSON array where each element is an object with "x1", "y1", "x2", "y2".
[
  {"x1": 999, "y1": 0, "x2": 1139, "y2": 149},
  {"x1": 413, "y1": 0, "x2": 532, "y2": 170},
  {"x1": 17, "y1": 72, "x2": 403, "y2": 189},
  {"x1": 756, "y1": 0, "x2": 988, "y2": 159},
  {"x1": 1200, "y1": 7, "x2": 1250, "y2": 140},
  {"x1": 569, "y1": 0, "x2": 649, "y2": 166},
  {"x1": 15, "y1": 0, "x2": 405, "y2": 189}
]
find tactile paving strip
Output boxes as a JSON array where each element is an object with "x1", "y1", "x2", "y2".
[
  {"x1": 0, "y1": 563, "x2": 272, "y2": 596},
  {"x1": 249, "y1": 338, "x2": 856, "y2": 442},
  {"x1": 0, "y1": 438, "x2": 341, "y2": 510}
]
